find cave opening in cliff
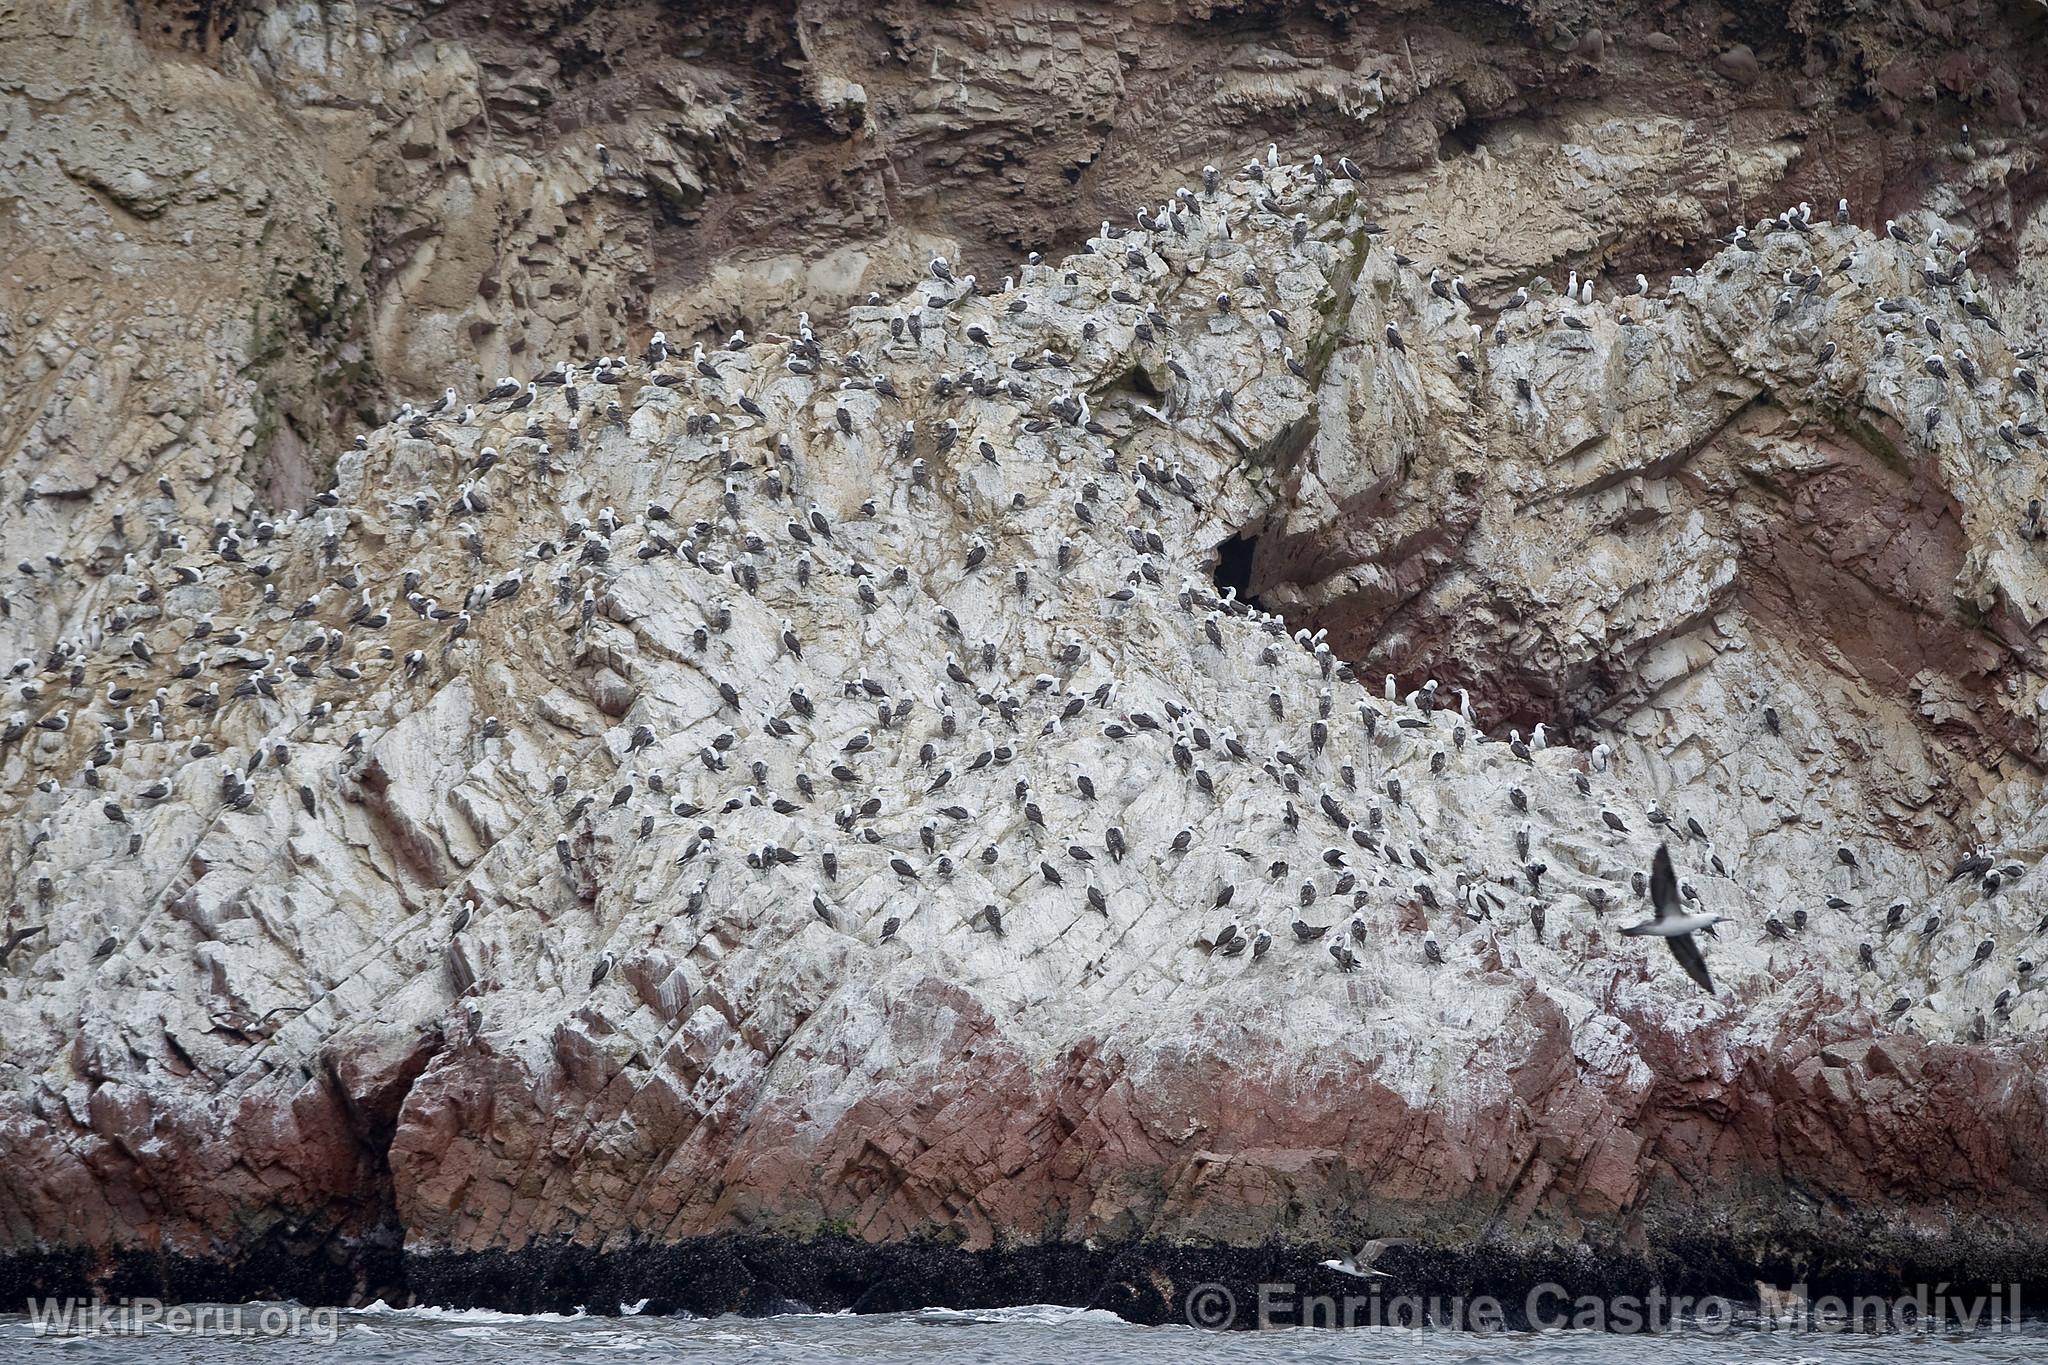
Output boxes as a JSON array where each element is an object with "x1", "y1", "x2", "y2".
[{"x1": 1212, "y1": 532, "x2": 1261, "y2": 607}]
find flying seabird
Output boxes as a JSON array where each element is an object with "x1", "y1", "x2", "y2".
[
  {"x1": 1621, "y1": 845, "x2": 1723, "y2": 994},
  {"x1": 1322, "y1": 1237, "x2": 1410, "y2": 1279}
]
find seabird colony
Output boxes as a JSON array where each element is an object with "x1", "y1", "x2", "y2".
[{"x1": 1, "y1": 152, "x2": 2040, "y2": 1042}]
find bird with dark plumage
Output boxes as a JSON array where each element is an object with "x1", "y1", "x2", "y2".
[{"x1": 1621, "y1": 845, "x2": 1724, "y2": 994}]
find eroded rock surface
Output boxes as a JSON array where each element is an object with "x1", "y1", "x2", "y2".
[{"x1": 2, "y1": 0, "x2": 2048, "y2": 1318}]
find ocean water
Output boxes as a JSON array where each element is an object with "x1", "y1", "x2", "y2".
[{"x1": 1, "y1": 1302, "x2": 2043, "y2": 1363}]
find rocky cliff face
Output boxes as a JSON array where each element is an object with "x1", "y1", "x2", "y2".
[{"x1": 3, "y1": 0, "x2": 2048, "y2": 1322}]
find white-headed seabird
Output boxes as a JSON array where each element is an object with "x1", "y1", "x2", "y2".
[{"x1": 1621, "y1": 845, "x2": 1723, "y2": 994}]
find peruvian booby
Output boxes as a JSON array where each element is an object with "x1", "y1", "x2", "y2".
[{"x1": 1621, "y1": 845, "x2": 1723, "y2": 994}]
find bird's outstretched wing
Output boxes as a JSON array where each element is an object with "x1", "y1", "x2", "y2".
[
  {"x1": 1357, "y1": 1237, "x2": 1411, "y2": 1269},
  {"x1": 1665, "y1": 931, "x2": 1716, "y2": 995},
  {"x1": 1650, "y1": 843, "x2": 1679, "y2": 920}
]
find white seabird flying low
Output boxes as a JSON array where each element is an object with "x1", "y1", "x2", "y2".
[{"x1": 1320, "y1": 1237, "x2": 1411, "y2": 1279}]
